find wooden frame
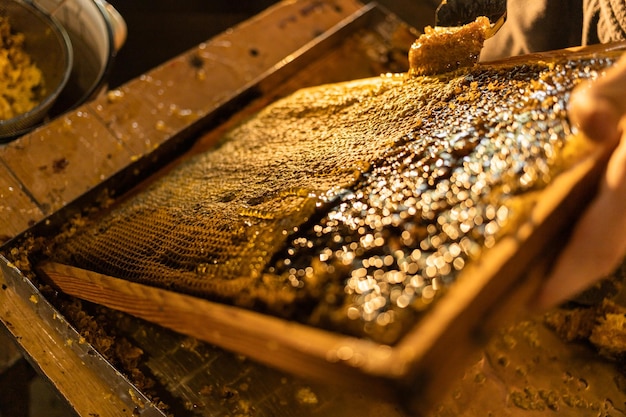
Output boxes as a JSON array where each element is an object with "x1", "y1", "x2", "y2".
[{"x1": 37, "y1": 126, "x2": 615, "y2": 412}]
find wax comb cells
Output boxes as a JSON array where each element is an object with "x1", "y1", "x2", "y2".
[{"x1": 51, "y1": 54, "x2": 615, "y2": 344}]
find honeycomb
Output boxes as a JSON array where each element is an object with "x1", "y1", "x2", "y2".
[{"x1": 50, "y1": 50, "x2": 619, "y2": 345}]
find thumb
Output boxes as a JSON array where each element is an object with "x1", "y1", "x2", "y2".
[{"x1": 569, "y1": 53, "x2": 626, "y2": 145}]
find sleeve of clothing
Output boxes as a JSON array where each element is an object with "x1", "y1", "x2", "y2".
[
  {"x1": 585, "y1": 0, "x2": 626, "y2": 43},
  {"x1": 480, "y1": 0, "x2": 584, "y2": 60}
]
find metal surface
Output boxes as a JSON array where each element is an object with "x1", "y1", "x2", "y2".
[
  {"x1": 435, "y1": 0, "x2": 507, "y2": 35},
  {"x1": 42, "y1": 0, "x2": 127, "y2": 117},
  {"x1": 0, "y1": 0, "x2": 72, "y2": 140}
]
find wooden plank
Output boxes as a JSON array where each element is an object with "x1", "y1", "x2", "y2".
[
  {"x1": 0, "y1": 109, "x2": 133, "y2": 216},
  {"x1": 0, "y1": 262, "x2": 164, "y2": 417},
  {"x1": 87, "y1": 0, "x2": 365, "y2": 157},
  {"x1": 0, "y1": 163, "x2": 44, "y2": 243},
  {"x1": 37, "y1": 261, "x2": 399, "y2": 400}
]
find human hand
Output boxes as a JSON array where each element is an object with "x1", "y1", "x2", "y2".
[{"x1": 533, "y1": 52, "x2": 626, "y2": 310}]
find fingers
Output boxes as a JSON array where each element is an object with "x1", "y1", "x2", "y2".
[
  {"x1": 532, "y1": 130, "x2": 626, "y2": 310},
  {"x1": 569, "y1": 53, "x2": 626, "y2": 144},
  {"x1": 569, "y1": 86, "x2": 622, "y2": 144}
]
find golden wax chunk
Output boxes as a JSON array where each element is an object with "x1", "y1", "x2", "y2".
[{"x1": 408, "y1": 16, "x2": 491, "y2": 77}]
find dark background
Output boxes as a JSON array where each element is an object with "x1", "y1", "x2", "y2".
[{"x1": 105, "y1": 1, "x2": 438, "y2": 88}]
